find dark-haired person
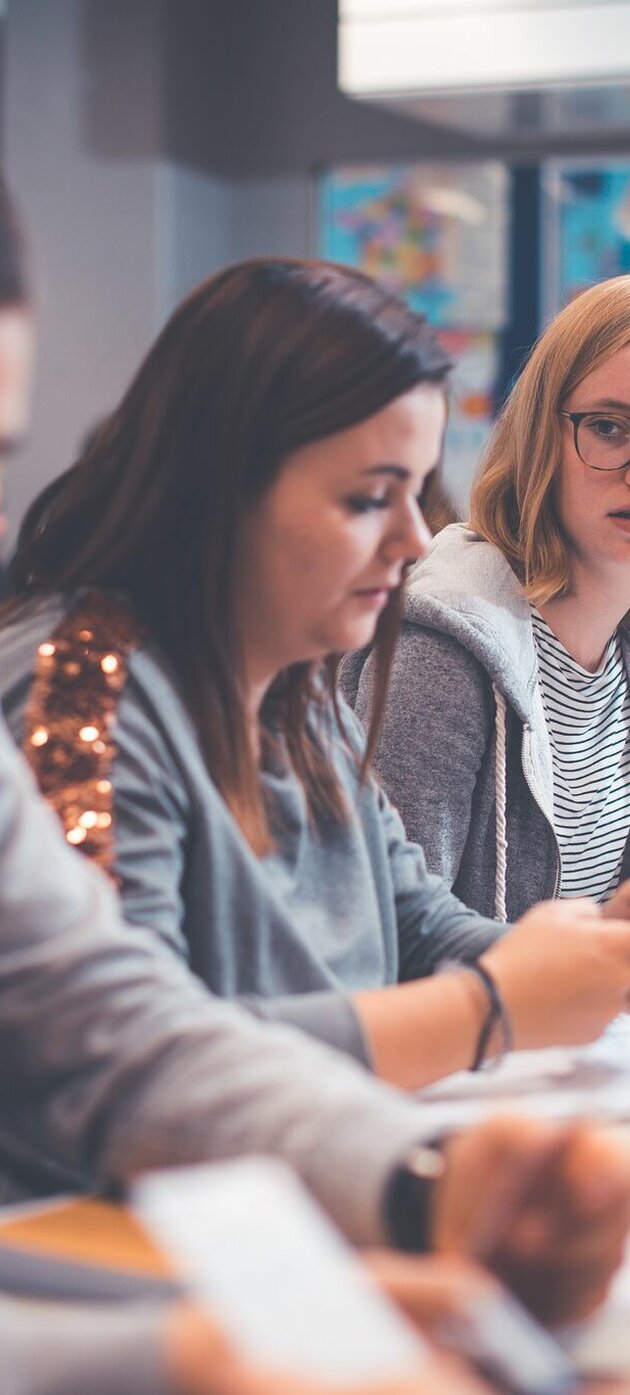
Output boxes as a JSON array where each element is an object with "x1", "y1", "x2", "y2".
[
  {"x1": 4, "y1": 260, "x2": 630, "y2": 1090},
  {"x1": 343, "y1": 277, "x2": 630, "y2": 926}
]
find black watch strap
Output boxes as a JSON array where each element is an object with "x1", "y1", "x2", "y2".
[{"x1": 383, "y1": 1144, "x2": 445, "y2": 1253}]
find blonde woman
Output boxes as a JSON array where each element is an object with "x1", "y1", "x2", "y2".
[{"x1": 344, "y1": 276, "x2": 630, "y2": 922}]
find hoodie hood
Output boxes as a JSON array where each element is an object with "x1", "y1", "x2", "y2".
[{"x1": 403, "y1": 524, "x2": 541, "y2": 725}]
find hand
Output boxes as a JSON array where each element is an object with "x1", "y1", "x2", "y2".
[
  {"x1": 163, "y1": 1304, "x2": 493, "y2": 1395},
  {"x1": 602, "y1": 879, "x2": 630, "y2": 920},
  {"x1": 483, "y1": 898, "x2": 630, "y2": 1049},
  {"x1": 430, "y1": 1116, "x2": 630, "y2": 1326},
  {"x1": 364, "y1": 1251, "x2": 499, "y2": 1334}
]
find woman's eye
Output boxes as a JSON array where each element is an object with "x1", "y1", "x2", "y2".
[
  {"x1": 345, "y1": 495, "x2": 388, "y2": 514},
  {"x1": 588, "y1": 416, "x2": 629, "y2": 441}
]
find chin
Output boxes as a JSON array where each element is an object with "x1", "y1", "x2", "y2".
[{"x1": 337, "y1": 620, "x2": 380, "y2": 653}]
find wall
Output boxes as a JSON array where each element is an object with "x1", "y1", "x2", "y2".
[
  {"x1": 7, "y1": 0, "x2": 629, "y2": 531},
  {"x1": 4, "y1": 0, "x2": 168, "y2": 539}
]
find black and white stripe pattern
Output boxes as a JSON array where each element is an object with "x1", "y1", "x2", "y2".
[{"x1": 531, "y1": 608, "x2": 630, "y2": 902}]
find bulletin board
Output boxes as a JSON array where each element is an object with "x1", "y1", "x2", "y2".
[
  {"x1": 542, "y1": 160, "x2": 630, "y2": 318},
  {"x1": 318, "y1": 162, "x2": 511, "y2": 512}
]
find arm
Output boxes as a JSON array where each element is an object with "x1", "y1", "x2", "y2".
[
  {"x1": 1, "y1": 717, "x2": 630, "y2": 1311},
  {"x1": 351, "y1": 624, "x2": 494, "y2": 888},
  {"x1": 0, "y1": 716, "x2": 432, "y2": 1244},
  {"x1": 2, "y1": 1300, "x2": 171, "y2": 1395}
]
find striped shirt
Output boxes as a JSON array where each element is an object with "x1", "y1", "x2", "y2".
[{"x1": 531, "y1": 608, "x2": 630, "y2": 902}]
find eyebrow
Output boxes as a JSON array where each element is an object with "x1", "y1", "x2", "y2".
[
  {"x1": 570, "y1": 397, "x2": 630, "y2": 413},
  {"x1": 359, "y1": 464, "x2": 412, "y2": 480},
  {"x1": 359, "y1": 460, "x2": 442, "y2": 481}
]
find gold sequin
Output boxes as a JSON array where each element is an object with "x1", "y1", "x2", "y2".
[{"x1": 24, "y1": 593, "x2": 145, "y2": 877}]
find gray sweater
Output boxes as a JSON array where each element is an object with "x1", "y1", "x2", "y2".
[
  {"x1": 341, "y1": 524, "x2": 630, "y2": 921},
  {"x1": 0, "y1": 594, "x2": 500, "y2": 1065},
  {"x1": 2, "y1": 1301, "x2": 170, "y2": 1395},
  {"x1": 0, "y1": 707, "x2": 444, "y2": 1240}
]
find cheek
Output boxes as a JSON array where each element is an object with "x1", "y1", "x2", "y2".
[{"x1": 554, "y1": 461, "x2": 593, "y2": 537}]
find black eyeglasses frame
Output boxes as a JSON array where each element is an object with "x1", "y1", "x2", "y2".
[{"x1": 559, "y1": 409, "x2": 630, "y2": 473}]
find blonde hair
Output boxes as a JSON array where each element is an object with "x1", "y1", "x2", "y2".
[{"x1": 470, "y1": 275, "x2": 630, "y2": 604}]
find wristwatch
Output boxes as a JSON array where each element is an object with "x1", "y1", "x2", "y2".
[{"x1": 382, "y1": 1143, "x2": 445, "y2": 1252}]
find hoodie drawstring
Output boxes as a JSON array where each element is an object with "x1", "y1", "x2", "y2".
[{"x1": 492, "y1": 683, "x2": 508, "y2": 922}]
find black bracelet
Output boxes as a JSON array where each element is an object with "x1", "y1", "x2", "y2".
[{"x1": 466, "y1": 959, "x2": 513, "y2": 1071}]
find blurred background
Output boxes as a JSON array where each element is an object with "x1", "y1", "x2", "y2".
[{"x1": 6, "y1": 0, "x2": 630, "y2": 539}]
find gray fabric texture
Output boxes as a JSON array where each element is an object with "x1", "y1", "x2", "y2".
[
  {"x1": 0, "y1": 707, "x2": 448, "y2": 1241},
  {"x1": 0, "y1": 595, "x2": 500, "y2": 1065},
  {"x1": 340, "y1": 524, "x2": 630, "y2": 921},
  {"x1": 2, "y1": 1300, "x2": 170, "y2": 1395}
]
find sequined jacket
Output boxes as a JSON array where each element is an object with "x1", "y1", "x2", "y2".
[{"x1": 0, "y1": 592, "x2": 501, "y2": 1066}]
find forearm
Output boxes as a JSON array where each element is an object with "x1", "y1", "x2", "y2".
[{"x1": 354, "y1": 970, "x2": 489, "y2": 1091}]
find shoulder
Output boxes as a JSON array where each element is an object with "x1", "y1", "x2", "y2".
[
  {"x1": 345, "y1": 620, "x2": 493, "y2": 726},
  {"x1": 0, "y1": 590, "x2": 193, "y2": 778}
]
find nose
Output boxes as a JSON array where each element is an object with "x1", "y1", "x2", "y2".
[{"x1": 382, "y1": 497, "x2": 432, "y2": 567}]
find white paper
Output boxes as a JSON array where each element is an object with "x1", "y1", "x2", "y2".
[
  {"x1": 133, "y1": 1158, "x2": 427, "y2": 1383},
  {"x1": 415, "y1": 1020, "x2": 630, "y2": 1135}
]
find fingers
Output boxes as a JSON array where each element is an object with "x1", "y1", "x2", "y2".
[
  {"x1": 494, "y1": 1251, "x2": 617, "y2": 1327},
  {"x1": 602, "y1": 880, "x2": 630, "y2": 921},
  {"x1": 433, "y1": 1115, "x2": 565, "y2": 1256},
  {"x1": 554, "y1": 1126, "x2": 630, "y2": 1218},
  {"x1": 364, "y1": 1251, "x2": 499, "y2": 1332},
  {"x1": 523, "y1": 896, "x2": 600, "y2": 924}
]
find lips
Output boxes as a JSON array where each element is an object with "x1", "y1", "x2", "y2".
[{"x1": 609, "y1": 509, "x2": 630, "y2": 519}]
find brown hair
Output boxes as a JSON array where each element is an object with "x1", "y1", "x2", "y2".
[
  {"x1": 9, "y1": 258, "x2": 450, "y2": 850},
  {"x1": 470, "y1": 275, "x2": 630, "y2": 604}
]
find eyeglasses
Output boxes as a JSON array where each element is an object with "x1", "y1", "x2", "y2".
[{"x1": 559, "y1": 410, "x2": 630, "y2": 472}]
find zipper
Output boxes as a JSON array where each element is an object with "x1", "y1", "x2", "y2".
[{"x1": 521, "y1": 722, "x2": 561, "y2": 898}]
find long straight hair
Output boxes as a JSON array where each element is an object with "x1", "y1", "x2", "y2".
[{"x1": 9, "y1": 259, "x2": 451, "y2": 849}]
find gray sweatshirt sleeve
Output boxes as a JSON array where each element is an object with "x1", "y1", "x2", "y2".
[
  {"x1": 351, "y1": 623, "x2": 495, "y2": 889},
  {"x1": 0, "y1": 717, "x2": 434, "y2": 1247},
  {"x1": 2, "y1": 657, "x2": 370, "y2": 1066},
  {"x1": 2, "y1": 1300, "x2": 170, "y2": 1395},
  {"x1": 375, "y1": 780, "x2": 502, "y2": 976}
]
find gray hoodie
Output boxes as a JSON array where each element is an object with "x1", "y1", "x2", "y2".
[{"x1": 341, "y1": 523, "x2": 630, "y2": 922}]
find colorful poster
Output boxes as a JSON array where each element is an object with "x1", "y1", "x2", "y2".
[
  {"x1": 318, "y1": 162, "x2": 509, "y2": 330},
  {"x1": 318, "y1": 163, "x2": 508, "y2": 509},
  {"x1": 544, "y1": 162, "x2": 630, "y2": 313},
  {"x1": 439, "y1": 329, "x2": 501, "y2": 513}
]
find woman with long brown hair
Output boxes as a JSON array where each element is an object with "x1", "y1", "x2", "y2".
[{"x1": 3, "y1": 259, "x2": 630, "y2": 1090}]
